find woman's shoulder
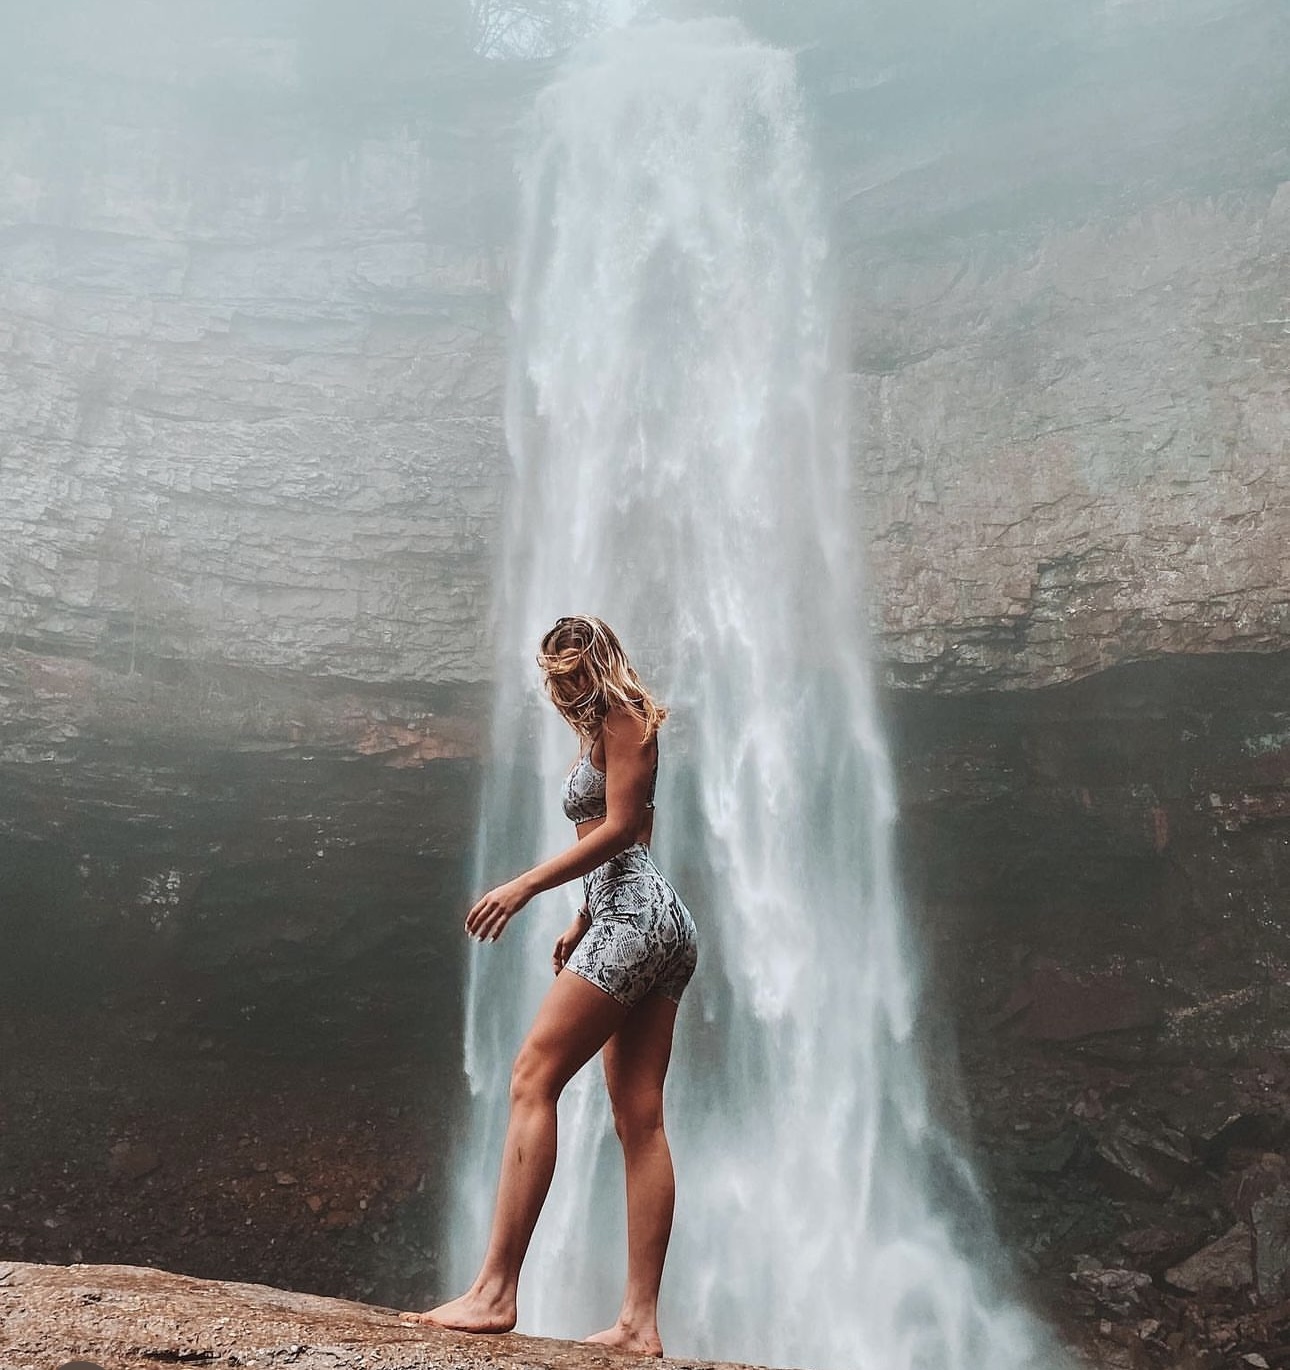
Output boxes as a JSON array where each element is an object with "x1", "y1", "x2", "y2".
[{"x1": 600, "y1": 704, "x2": 656, "y2": 753}]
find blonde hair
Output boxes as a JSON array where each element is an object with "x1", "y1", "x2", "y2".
[{"x1": 537, "y1": 615, "x2": 667, "y2": 741}]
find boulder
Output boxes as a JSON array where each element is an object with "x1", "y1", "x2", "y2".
[
  {"x1": 0, "y1": 1260, "x2": 750, "y2": 1370},
  {"x1": 1114, "y1": 1227, "x2": 1202, "y2": 1278},
  {"x1": 1165, "y1": 1225, "x2": 1255, "y2": 1296},
  {"x1": 1088, "y1": 1115, "x2": 1198, "y2": 1201},
  {"x1": 1070, "y1": 1257, "x2": 1153, "y2": 1315}
]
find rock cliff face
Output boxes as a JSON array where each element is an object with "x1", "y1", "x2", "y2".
[
  {"x1": 1, "y1": 3, "x2": 511, "y2": 686},
  {"x1": 819, "y1": 0, "x2": 1290, "y2": 689},
  {"x1": 853, "y1": 190, "x2": 1290, "y2": 689},
  {"x1": 2, "y1": 2, "x2": 1286, "y2": 694}
]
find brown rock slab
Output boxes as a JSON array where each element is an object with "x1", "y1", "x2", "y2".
[
  {"x1": 0, "y1": 1261, "x2": 759, "y2": 1370},
  {"x1": 1165, "y1": 1225, "x2": 1255, "y2": 1295},
  {"x1": 998, "y1": 965, "x2": 1162, "y2": 1043}
]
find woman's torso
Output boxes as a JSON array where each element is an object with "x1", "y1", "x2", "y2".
[{"x1": 562, "y1": 734, "x2": 657, "y2": 847}]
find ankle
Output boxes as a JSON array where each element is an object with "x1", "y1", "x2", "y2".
[{"x1": 470, "y1": 1273, "x2": 516, "y2": 1307}]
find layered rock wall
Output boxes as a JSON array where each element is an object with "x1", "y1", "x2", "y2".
[
  {"x1": 2, "y1": 2, "x2": 1287, "y2": 696},
  {"x1": 854, "y1": 193, "x2": 1290, "y2": 688},
  {"x1": 823, "y1": 0, "x2": 1290, "y2": 688},
  {"x1": 1, "y1": 4, "x2": 511, "y2": 686}
]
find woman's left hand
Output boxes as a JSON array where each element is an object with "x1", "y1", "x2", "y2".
[{"x1": 465, "y1": 877, "x2": 533, "y2": 942}]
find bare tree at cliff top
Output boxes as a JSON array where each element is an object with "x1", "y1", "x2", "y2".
[{"x1": 471, "y1": 0, "x2": 608, "y2": 57}]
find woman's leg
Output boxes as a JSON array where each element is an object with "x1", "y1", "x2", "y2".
[
  {"x1": 403, "y1": 970, "x2": 628, "y2": 1331},
  {"x1": 584, "y1": 991, "x2": 680, "y2": 1357}
]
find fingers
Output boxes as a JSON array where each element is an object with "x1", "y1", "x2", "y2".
[
  {"x1": 465, "y1": 880, "x2": 530, "y2": 942},
  {"x1": 473, "y1": 914, "x2": 505, "y2": 943},
  {"x1": 465, "y1": 897, "x2": 509, "y2": 943}
]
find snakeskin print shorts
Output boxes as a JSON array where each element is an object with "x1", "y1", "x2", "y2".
[{"x1": 564, "y1": 843, "x2": 698, "y2": 1007}]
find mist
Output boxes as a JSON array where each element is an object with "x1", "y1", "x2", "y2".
[{"x1": 1, "y1": 1, "x2": 1288, "y2": 1367}]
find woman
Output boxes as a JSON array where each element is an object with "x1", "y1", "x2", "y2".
[{"x1": 402, "y1": 615, "x2": 698, "y2": 1357}]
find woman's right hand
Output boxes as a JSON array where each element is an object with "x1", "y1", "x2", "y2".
[{"x1": 552, "y1": 911, "x2": 589, "y2": 976}]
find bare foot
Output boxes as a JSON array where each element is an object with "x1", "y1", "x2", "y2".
[
  {"x1": 399, "y1": 1290, "x2": 517, "y2": 1333},
  {"x1": 583, "y1": 1322, "x2": 664, "y2": 1358}
]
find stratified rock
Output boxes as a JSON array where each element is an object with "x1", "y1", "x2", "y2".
[
  {"x1": 855, "y1": 181, "x2": 1290, "y2": 692},
  {"x1": 0, "y1": 1260, "x2": 742, "y2": 1370},
  {"x1": 1165, "y1": 1225, "x2": 1255, "y2": 1295},
  {"x1": 0, "y1": 10, "x2": 511, "y2": 690},
  {"x1": 2, "y1": 2, "x2": 1288, "y2": 697}
]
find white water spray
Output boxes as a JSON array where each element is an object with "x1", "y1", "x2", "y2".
[{"x1": 448, "y1": 20, "x2": 1056, "y2": 1370}]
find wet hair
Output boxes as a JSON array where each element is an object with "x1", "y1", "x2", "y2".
[{"x1": 537, "y1": 615, "x2": 667, "y2": 741}]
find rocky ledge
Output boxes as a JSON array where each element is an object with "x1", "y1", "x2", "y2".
[{"x1": 0, "y1": 1260, "x2": 738, "y2": 1370}]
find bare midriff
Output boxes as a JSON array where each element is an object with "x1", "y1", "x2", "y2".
[{"x1": 576, "y1": 812, "x2": 653, "y2": 847}]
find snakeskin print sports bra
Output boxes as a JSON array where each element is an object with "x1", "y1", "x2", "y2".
[{"x1": 562, "y1": 742, "x2": 658, "y2": 823}]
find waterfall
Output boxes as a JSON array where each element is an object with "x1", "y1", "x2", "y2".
[{"x1": 446, "y1": 19, "x2": 1056, "y2": 1370}]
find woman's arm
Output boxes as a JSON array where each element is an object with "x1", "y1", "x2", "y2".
[{"x1": 465, "y1": 707, "x2": 655, "y2": 942}]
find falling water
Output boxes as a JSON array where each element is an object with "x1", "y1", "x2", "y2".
[{"x1": 448, "y1": 19, "x2": 1056, "y2": 1370}]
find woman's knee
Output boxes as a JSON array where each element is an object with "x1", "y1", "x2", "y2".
[
  {"x1": 509, "y1": 1041, "x2": 565, "y2": 1108},
  {"x1": 611, "y1": 1092, "x2": 666, "y2": 1148}
]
